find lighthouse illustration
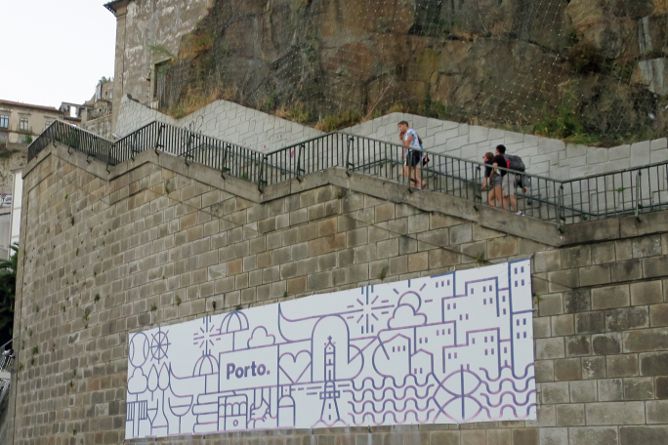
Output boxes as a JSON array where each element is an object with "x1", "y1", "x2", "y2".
[{"x1": 317, "y1": 336, "x2": 342, "y2": 426}]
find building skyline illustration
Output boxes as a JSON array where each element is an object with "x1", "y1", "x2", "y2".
[{"x1": 125, "y1": 259, "x2": 536, "y2": 440}]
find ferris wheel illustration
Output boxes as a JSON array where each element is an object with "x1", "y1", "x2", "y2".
[{"x1": 150, "y1": 328, "x2": 171, "y2": 362}]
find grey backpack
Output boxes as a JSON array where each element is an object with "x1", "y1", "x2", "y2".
[{"x1": 505, "y1": 154, "x2": 525, "y2": 172}]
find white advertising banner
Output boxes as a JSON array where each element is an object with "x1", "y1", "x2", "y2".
[{"x1": 125, "y1": 259, "x2": 536, "y2": 439}]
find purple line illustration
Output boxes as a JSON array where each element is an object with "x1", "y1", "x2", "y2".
[{"x1": 125, "y1": 259, "x2": 536, "y2": 439}]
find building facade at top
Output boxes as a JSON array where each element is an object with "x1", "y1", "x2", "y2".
[
  {"x1": 0, "y1": 100, "x2": 80, "y2": 147},
  {"x1": 80, "y1": 78, "x2": 114, "y2": 138}
]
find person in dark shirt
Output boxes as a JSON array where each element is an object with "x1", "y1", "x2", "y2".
[
  {"x1": 482, "y1": 151, "x2": 506, "y2": 208},
  {"x1": 496, "y1": 144, "x2": 522, "y2": 214}
]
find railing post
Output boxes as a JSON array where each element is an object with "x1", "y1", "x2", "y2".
[
  {"x1": 154, "y1": 123, "x2": 165, "y2": 155},
  {"x1": 635, "y1": 170, "x2": 642, "y2": 220},
  {"x1": 106, "y1": 141, "x2": 113, "y2": 173},
  {"x1": 221, "y1": 144, "x2": 230, "y2": 178},
  {"x1": 296, "y1": 144, "x2": 305, "y2": 181},
  {"x1": 557, "y1": 184, "x2": 565, "y2": 232},
  {"x1": 258, "y1": 155, "x2": 267, "y2": 193},
  {"x1": 184, "y1": 133, "x2": 194, "y2": 166},
  {"x1": 86, "y1": 138, "x2": 94, "y2": 163},
  {"x1": 49, "y1": 123, "x2": 58, "y2": 149},
  {"x1": 130, "y1": 132, "x2": 140, "y2": 160},
  {"x1": 346, "y1": 136, "x2": 355, "y2": 176},
  {"x1": 474, "y1": 165, "x2": 482, "y2": 210},
  {"x1": 66, "y1": 126, "x2": 74, "y2": 155}
]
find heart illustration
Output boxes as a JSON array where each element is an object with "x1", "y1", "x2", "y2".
[{"x1": 279, "y1": 350, "x2": 311, "y2": 384}]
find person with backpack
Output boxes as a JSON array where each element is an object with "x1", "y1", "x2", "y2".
[
  {"x1": 497, "y1": 144, "x2": 526, "y2": 215},
  {"x1": 398, "y1": 121, "x2": 426, "y2": 189}
]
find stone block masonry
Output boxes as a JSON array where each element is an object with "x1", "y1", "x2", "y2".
[
  {"x1": 7, "y1": 141, "x2": 668, "y2": 444},
  {"x1": 115, "y1": 96, "x2": 323, "y2": 153}
]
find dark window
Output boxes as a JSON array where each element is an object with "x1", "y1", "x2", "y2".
[
  {"x1": 0, "y1": 114, "x2": 8, "y2": 129},
  {"x1": 153, "y1": 61, "x2": 170, "y2": 106}
]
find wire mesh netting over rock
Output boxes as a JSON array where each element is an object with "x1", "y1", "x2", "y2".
[{"x1": 156, "y1": 0, "x2": 668, "y2": 145}]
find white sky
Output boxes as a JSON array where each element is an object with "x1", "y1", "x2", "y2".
[{"x1": 0, "y1": 0, "x2": 116, "y2": 108}]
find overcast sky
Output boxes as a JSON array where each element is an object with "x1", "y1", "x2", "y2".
[{"x1": 0, "y1": 0, "x2": 116, "y2": 108}]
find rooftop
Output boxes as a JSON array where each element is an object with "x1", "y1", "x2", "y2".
[{"x1": 0, "y1": 99, "x2": 60, "y2": 114}]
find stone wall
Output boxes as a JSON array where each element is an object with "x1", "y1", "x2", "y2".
[
  {"x1": 82, "y1": 114, "x2": 113, "y2": 140},
  {"x1": 9, "y1": 142, "x2": 668, "y2": 444},
  {"x1": 115, "y1": 96, "x2": 323, "y2": 152}
]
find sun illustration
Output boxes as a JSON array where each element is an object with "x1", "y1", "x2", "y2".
[{"x1": 346, "y1": 285, "x2": 394, "y2": 335}]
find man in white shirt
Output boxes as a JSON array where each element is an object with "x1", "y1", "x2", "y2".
[{"x1": 398, "y1": 120, "x2": 425, "y2": 189}]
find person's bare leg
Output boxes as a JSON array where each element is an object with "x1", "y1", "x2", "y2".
[
  {"x1": 506, "y1": 176, "x2": 517, "y2": 211},
  {"x1": 493, "y1": 185, "x2": 503, "y2": 208},
  {"x1": 499, "y1": 184, "x2": 510, "y2": 210},
  {"x1": 510, "y1": 195, "x2": 518, "y2": 212},
  {"x1": 416, "y1": 165, "x2": 424, "y2": 188}
]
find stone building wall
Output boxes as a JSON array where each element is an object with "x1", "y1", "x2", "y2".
[
  {"x1": 81, "y1": 114, "x2": 113, "y2": 140},
  {"x1": 109, "y1": 0, "x2": 214, "y2": 127},
  {"x1": 8, "y1": 143, "x2": 668, "y2": 444}
]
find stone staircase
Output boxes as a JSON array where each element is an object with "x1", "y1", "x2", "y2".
[{"x1": 28, "y1": 120, "x2": 668, "y2": 230}]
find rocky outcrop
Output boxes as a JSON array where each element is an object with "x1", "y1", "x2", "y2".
[{"x1": 158, "y1": 0, "x2": 668, "y2": 144}]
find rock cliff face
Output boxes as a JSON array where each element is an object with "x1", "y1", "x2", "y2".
[{"x1": 159, "y1": 0, "x2": 668, "y2": 144}]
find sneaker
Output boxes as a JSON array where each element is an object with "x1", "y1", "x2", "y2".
[{"x1": 515, "y1": 210, "x2": 524, "y2": 216}]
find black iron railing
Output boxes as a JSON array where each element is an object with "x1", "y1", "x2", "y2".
[
  {"x1": 111, "y1": 121, "x2": 264, "y2": 182},
  {"x1": 0, "y1": 339, "x2": 14, "y2": 406},
  {"x1": 28, "y1": 121, "x2": 113, "y2": 164},
  {"x1": 28, "y1": 120, "x2": 668, "y2": 227}
]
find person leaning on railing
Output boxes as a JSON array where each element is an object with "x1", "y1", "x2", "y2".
[
  {"x1": 481, "y1": 151, "x2": 506, "y2": 209},
  {"x1": 397, "y1": 120, "x2": 426, "y2": 190}
]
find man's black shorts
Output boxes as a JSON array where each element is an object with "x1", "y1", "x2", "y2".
[{"x1": 406, "y1": 150, "x2": 422, "y2": 167}]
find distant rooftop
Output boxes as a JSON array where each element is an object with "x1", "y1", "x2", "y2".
[
  {"x1": 0, "y1": 99, "x2": 81, "y2": 122},
  {"x1": 0, "y1": 99, "x2": 60, "y2": 114}
]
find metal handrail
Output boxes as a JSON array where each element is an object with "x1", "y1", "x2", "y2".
[
  {"x1": 0, "y1": 354, "x2": 13, "y2": 374},
  {"x1": 27, "y1": 119, "x2": 668, "y2": 226},
  {"x1": 28, "y1": 120, "x2": 113, "y2": 163},
  {"x1": 0, "y1": 338, "x2": 14, "y2": 374}
]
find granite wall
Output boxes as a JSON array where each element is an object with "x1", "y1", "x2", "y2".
[{"x1": 8, "y1": 142, "x2": 668, "y2": 444}]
